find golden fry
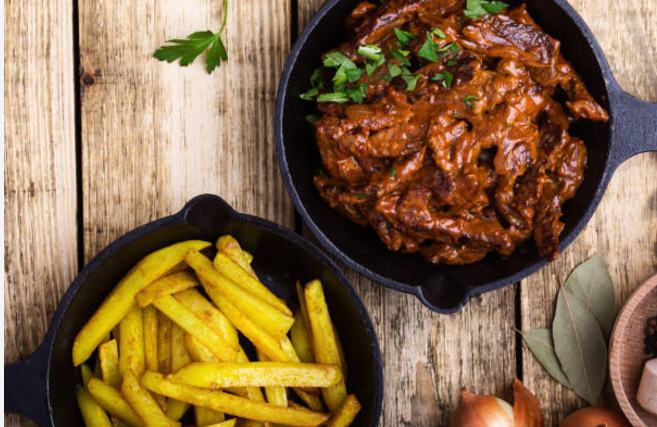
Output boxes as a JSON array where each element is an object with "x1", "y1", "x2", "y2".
[
  {"x1": 165, "y1": 323, "x2": 192, "y2": 420},
  {"x1": 86, "y1": 377, "x2": 145, "y2": 427},
  {"x1": 72, "y1": 240, "x2": 211, "y2": 366},
  {"x1": 118, "y1": 305, "x2": 145, "y2": 377},
  {"x1": 173, "y1": 288, "x2": 239, "y2": 347},
  {"x1": 195, "y1": 406, "x2": 225, "y2": 427},
  {"x1": 143, "y1": 306, "x2": 158, "y2": 372},
  {"x1": 290, "y1": 311, "x2": 314, "y2": 364},
  {"x1": 81, "y1": 363, "x2": 94, "y2": 387},
  {"x1": 170, "y1": 362, "x2": 342, "y2": 389},
  {"x1": 136, "y1": 271, "x2": 199, "y2": 308},
  {"x1": 121, "y1": 370, "x2": 180, "y2": 427},
  {"x1": 141, "y1": 371, "x2": 330, "y2": 427},
  {"x1": 157, "y1": 312, "x2": 172, "y2": 374},
  {"x1": 215, "y1": 235, "x2": 255, "y2": 276},
  {"x1": 99, "y1": 339, "x2": 121, "y2": 389},
  {"x1": 186, "y1": 251, "x2": 293, "y2": 339},
  {"x1": 292, "y1": 389, "x2": 325, "y2": 413},
  {"x1": 212, "y1": 251, "x2": 291, "y2": 317},
  {"x1": 325, "y1": 395, "x2": 361, "y2": 427},
  {"x1": 201, "y1": 280, "x2": 289, "y2": 362},
  {"x1": 165, "y1": 399, "x2": 190, "y2": 421},
  {"x1": 205, "y1": 420, "x2": 236, "y2": 427},
  {"x1": 77, "y1": 387, "x2": 113, "y2": 427},
  {"x1": 153, "y1": 294, "x2": 239, "y2": 362},
  {"x1": 304, "y1": 280, "x2": 347, "y2": 412},
  {"x1": 257, "y1": 351, "x2": 288, "y2": 410}
]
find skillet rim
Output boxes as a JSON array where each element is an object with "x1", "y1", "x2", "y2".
[
  {"x1": 34, "y1": 194, "x2": 383, "y2": 427},
  {"x1": 275, "y1": 0, "x2": 619, "y2": 313}
]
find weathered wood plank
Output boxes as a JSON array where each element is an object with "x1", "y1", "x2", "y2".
[
  {"x1": 297, "y1": 2, "x2": 516, "y2": 426},
  {"x1": 520, "y1": 1, "x2": 657, "y2": 425},
  {"x1": 4, "y1": 1, "x2": 78, "y2": 426},
  {"x1": 78, "y1": 0, "x2": 294, "y2": 262}
]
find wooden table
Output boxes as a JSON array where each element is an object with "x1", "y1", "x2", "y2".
[{"x1": 5, "y1": 1, "x2": 656, "y2": 426}]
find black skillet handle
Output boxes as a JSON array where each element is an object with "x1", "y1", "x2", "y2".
[
  {"x1": 4, "y1": 342, "x2": 51, "y2": 426},
  {"x1": 608, "y1": 84, "x2": 657, "y2": 169},
  {"x1": 180, "y1": 193, "x2": 236, "y2": 233}
]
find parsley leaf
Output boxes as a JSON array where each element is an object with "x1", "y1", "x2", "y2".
[
  {"x1": 390, "y1": 168, "x2": 396, "y2": 177},
  {"x1": 365, "y1": 55, "x2": 386, "y2": 75},
  {"x1": 389, "y1": 46, "x2": 412, "y2": 66},
  {"x1": 317, "y1": 92, "x2": 350, "y2": 103},
  {"x1": 464, "y1": 0, "x2": 508, "y2": 18},
  {"x1": 300, "y1": 87, "x2": 319, "y2": 100},
  {"x1": 394, "y1": 28, "x2": 417, "y2": 46},
  {"x1": 346, "y1": 83, "x2": 368, "y2": 104},
  {"x1": 432, "y1": 70, "x2": 454, "y2": 88},
  {"x1": 388, "y1": 63, "x2": 403, "y2": 77},
  {"x1": 401, "y1": 68, "x2": 420, "y2": 91},
  {"x1": 418, "y1": 32, "x2": 439, "y2": 62},
  {"x1": 310, "y1": 68, "x2": 325, "y2": 90},
  {"x1": 432, "y1": 28, "x2": 446, "y2": 38},
  {"x1": 463, "y1": 94, "x2": 481, "y2": 106},
  {"x1": 357, "y1": 44, "x2": 383, "y2": 61},
  {"x1": 345, "y1": 67, "x2": 365, "y2": 83},
  {"x1": 153, "y1": 0, "x2": 229, "y2": 74}
]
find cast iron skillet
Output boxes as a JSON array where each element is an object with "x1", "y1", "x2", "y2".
[
  {"x1": 4, "y1": 194, "x2": 383, "y2": 427},
  {"x1": 276, "y1": 0, "x2": 657, "y2": 313}
]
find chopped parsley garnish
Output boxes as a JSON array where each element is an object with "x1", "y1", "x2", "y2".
[
  {"x1": 346, "y1": 83, "x2": 368, "y2": 104},
  {"x1": 394, "y1": 28, "x2": 417, "y2": 46},
  {"x1": 305, "y1": 114, "x2": 320, "y2": 125},
  {"x1": 300, "y1": 87, "x2": 319, "y2": 100},
  {"x1": 387, "y1": 63, "x2": 403, "y2": 78},
  {"x1": 401, "y1": 71, "x2": 420, "y2": 91},
  {"x1": 357, "y1": 44, "x2": 383, "y2": 61},
  {"x1": 316, "y1": 92, "x2": 350, "y2": 103},
  {"x1": 432, "y1": 70, "x2": 454, "y2": 88},
  {"x1": 388, "y1": 46, "x2": 412, "y2": 66},
  {"x1": 463, "y1": 95, "x2": 481, "y2": 106},
  {"x1": 432, "y1": 28, "x2": 446, "y2": 39},
  {"x1": 447, "y1": 58, "x2": 458, "y2": 66},
  {"x1": 418, "y1": 32, "x2": 439, "y2": 62},
  {"x1": 365, "y1": 55, "x2": 386, "y2": 75},
  {"x1": 390, "y1": 168, "x2": 396, "y2": 177},
  {"x1": 323, "y1": 51, "x2": 355, "y2": 68},
  {"x1": 464, "y1": 0, "x2": 509, "y2": 18},
  {"x1": 153, "y1": 0, "x2": 229, "y2": 74},
  {"x1": 310, "y1": 67, "x2": 325, "y2": 90}
]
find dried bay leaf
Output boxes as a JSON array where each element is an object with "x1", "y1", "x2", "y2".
[
  {"x1": 520, "y1": 328, "x2": 570, "y2": 388},
  {"x1": 564, "y1": 254, "x2": 615, "y2": 337},
  {"x1": 553, "y1": 287, "x2": 607, "y2": 405}
]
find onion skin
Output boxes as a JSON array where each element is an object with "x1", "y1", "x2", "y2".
[
  {"x1": 559, "y1": 407, "x2": 631, "y2": 427},
  {"x1": 513, "y1": 379, "x2": 543, "y2": 427},
  {"x1": 449, "y1": 388, "x2": 515, "y2": 427}
]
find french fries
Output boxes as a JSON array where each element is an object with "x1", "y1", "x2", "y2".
[
  {"x1": 74, "y1": 235, "x2": 361, "y2": 427},
  {"x1": 153, "y1": 294, "x2": 239, "y2": 362},
  {"x1": 170, "y1": 362, "x2": 342, "y2": 388},
  {"x1": 186, "y1": 251, "x2": 293, "y2": 339},
  {"x1": 141, "y1": 371, "x2": 330, "y2": 427},
  {"x1": 77, "y1": 387, "x2": 113, "y2": 427},
  {"x1": 122, "y1": 370, "x2": 180, "y2": 427},
  {"x1": 86, "y1": 377, "x2": 145, "y2": 427},
  {"x1": 118, "y1": 305, "x2": 145, "y2": 377},
  {"x1": 136, "y1": 271, "x2": 199, "y2": 308},
  {"x1": 325, "y1": 395, "x2": 362, "y2": 427},
  {"x1": 305, "y1": 280, "x2": 348, "y2": 412},
  {"x1": 72, "y1": 240, "x2": 211, "y2": 366}
]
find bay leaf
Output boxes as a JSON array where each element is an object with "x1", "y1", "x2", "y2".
[
  {"x1": 564, "y1": 254, "x2": 615, "y2": 337},
  {"x1": 553, "y1": 287, "x2": 607, "y2": 405},
  {"x1": 520, "y1": 328, "x2": 570, "y2": 388}
]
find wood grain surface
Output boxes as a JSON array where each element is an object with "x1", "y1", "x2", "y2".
[{"x1": 4, "y1": 0, "x2": 656, "y2": 426}]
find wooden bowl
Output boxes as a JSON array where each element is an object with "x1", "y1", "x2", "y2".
[{"x1": 609, "y1": 273, "x2": 657, "y2": 427}]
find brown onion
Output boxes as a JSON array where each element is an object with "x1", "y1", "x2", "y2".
[
  {"x1": 559, "y1": 407, "x2": 631, "y2": 427},
  {"x1": 449, "y1": 388, "x2": 515, "y2": 427}
]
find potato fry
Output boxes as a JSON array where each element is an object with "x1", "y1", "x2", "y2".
[
  {"x1": 325, "y1": 395, "x2": 361, "y2": 427},
  {"x1": 201, "y1": 281, "x2": 289, "y2": 362},
  {"x1": 170, "y1": 362, "x2": 342, "y2": 388},
  {"x1": 186, "y1": 251, "x2": 293, "y2": 338},
  {"x1": 195, "y1": 406, "x2": 225, "y2": 427},
  {"x1": 244, "y1": 251, "x2": 254, "y2": 264},
  {"x1": 257, "y1": 351, "x2": 288, "y2": 412},
  {"x1": 141, "y1": 371, "x2": 330, "y2": 427},
  {"x1": 119, "y1": 305, "x2": 145, "y2": 377},
  {"x1": 136, "y1": 271, "x2": 199, "y2": 308},
  {"x1": 153, "y1": 294, "x2": 239, "y2": 362},
  {"x1": 122, "y1": 370, "x2": 180, "y2": 427},
  {"x1": 78, "y1": 387, "x2": 113, "y2": 427},
  {"x1": 81, "y1": 363, "x2": 95, "y2": 386},
  {"x1": 211, "y1": 251, "x2": 291, "y2": 317},
  {"x1": 292, "y1": 389, "x2": 325, "y2": 413},
  {"x1": 304, "y1": 280, "x2": 347, "y2": 412},
  {"x1": 205, "y1": 420, "x2": 236, "y2": 427},
  {"x1": 173, "y1": 288, "x2": 239, "y2": 347},
  {"x1": 157, "y1": 312, "x2": 172, "y2": 373},
  {"x1": 215, "y1": 235, "x2": 256, "y2": 276},
  {"x1": 72, "y1": 240, "x2": 211, "y2": 366},
  {"x1": 290, "y1": 311, "x2": 314, "y2": 364},
  {"x1": 87, "y1": 377, "x2": 145, "y2": 427},
  {"x1": 143, "y1": 306, "x2": 158, "y2": 372},
  {"x1": 332, "y1": 323, "x2": 348, "y2": 381},
  {"x1": 98, "y1": 339, "x2": 121, "y2": 388},
  {"x1": 165, "y1": 324, "x2": 192, "y2": 420}
]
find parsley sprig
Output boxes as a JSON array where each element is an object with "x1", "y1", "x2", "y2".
[
  {"x1": 464, "y1": 0, "x2": 509, "y2": 18},
  {"x1": 153, "y1": 0, "x2": 229, "y2": 74},
  {"x1": 418, "y1": 31, "x2": 460, "y2": 63}
]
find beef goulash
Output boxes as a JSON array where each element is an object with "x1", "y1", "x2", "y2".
[{"x1": 301, "y1": 0, "x2": 608, "y2": 265}]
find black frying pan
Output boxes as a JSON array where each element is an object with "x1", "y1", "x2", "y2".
[
  {"x1": 4, "y1": 194, "x2": 383, "y2": 427},
  {"x1": 275, "y1": 0, "x2": 657, "y2": 313}
]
